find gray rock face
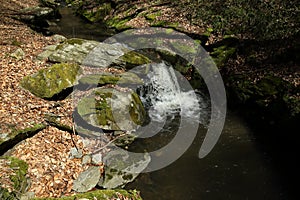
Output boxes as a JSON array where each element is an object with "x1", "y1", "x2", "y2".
[
  {"x1": 98, "y1": 149, "x2": 151, "y2": 189},
  {"x1": 82, "y1": 43, "x2": 125, "y2": 68},
  {"x1": 72, "y1": 166, "x2": 101, "y2": 193},
  {"x1": 48, "y1": 38, "x2": 100, "y2": 64},
  {"x1": 76, "y1": 88, "x2": 146, "y2": 132}
]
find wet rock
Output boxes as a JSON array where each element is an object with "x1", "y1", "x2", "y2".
[
  {"x1": 72, "y1": 166, "x2": 101, "y2": 193},
  {"x1": 10, "y1": 48, "x2": 25, "y2": 60},
  {"x1": 20, "y1": 63, "x2": 80, "y2": 99},
  {"x1": 76, "y1": 88, "x2": 146, "y2": 132},
  {"x1": 98, "y1": 149, "x2": 151, "y2": 189}
]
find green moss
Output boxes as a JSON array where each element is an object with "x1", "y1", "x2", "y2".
[
  {"x1": 106, "y1": 17, "x2": 132, "y2": 31},
  {"x1": 32, "y1": 189, "x2": 142, "y2": 200},
  {"x1": 0, "y1": 156, "x2": 28, "y2": 199},
  {"x1": 145, "y1": 11, "x2": 161, "y2": 21},
  {"x1": 20, "y1": 63, "x2": 80, "y2": 99},
  {"x1": 210, "y1": 45, "x2": 236, "y2": 68},
  {"x1": 11, "y1": 39, "x2": 22, "y2": 46},
  {"x1": 63, "y1": 38, "x2": 85, "y2": 45},
  {"x1": 119, "y1": 51, "x2": 151, "y2": 69},
  {"x1": 82, "y1": 3, "x2": 112, "y2": 22}
]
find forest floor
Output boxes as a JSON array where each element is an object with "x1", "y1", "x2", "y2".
[
  {"x1": 0, "y1": 0, "x2": 299, "y2": 198},
  {"x1": 0, "y1": 0, "x2": 88, "y2": 198}
]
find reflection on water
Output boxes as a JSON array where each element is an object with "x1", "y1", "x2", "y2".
[
  {"x1": 48, "y1": 7, "x2": 114, "y2": 41},
  {"x1": 126, "y1": 112, "x2": 287, "y2": 200}
]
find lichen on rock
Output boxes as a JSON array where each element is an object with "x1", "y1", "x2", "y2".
[
  {"x1": 76, "y1": 88, "x2": 146, "y2": 132},
  {"x1": 20, "y1": 63, "x2": 81, "y2": 99}
]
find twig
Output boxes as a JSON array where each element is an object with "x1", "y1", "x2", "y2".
[
  {"x1": 71, "y1": 118, "x2": 79, "y2": 151},
  {"x1": 91, "y1": 132, "x2": 129, "y2": 155}
]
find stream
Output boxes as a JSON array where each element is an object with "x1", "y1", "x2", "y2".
[{"x1": 50, "y1": 7, "x2": 292, "y2": 200}]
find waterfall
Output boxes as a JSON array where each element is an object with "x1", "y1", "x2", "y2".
[{"x1": 138, "y1": 62, "x2": 207, "y2": 124}]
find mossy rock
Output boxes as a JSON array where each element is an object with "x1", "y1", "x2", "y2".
[
  {"x1": 31, "y1": 189, "x2": 142, "y2": 200},
  {"x1": 116, "y1": 51, "x2": 151, "y2": 69},
  {"x1": 78, "y1": 72, "x2": 143, "y2": 86},
  {"x1": 76, "y1": 88, "x2": 146, "y2": 132},
  {"x1": 99, "y1": 150, "x2": 151, "y2": 189},
  {"x1": 20, "y1": 63, "x2": 80, "y2": 99},
  {"x1": 0, "y1": 156, "x2": 29, "y2": 199}
]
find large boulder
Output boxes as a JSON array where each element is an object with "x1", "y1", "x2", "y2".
[
  {"x1": 76, "y1": 88, "x2": 146, "y2": 132},
  {"x1": 20, "y1": 63, "x2": 80, "y2": 99},
  {"x1": 37, "y1": 38, "x2": 150, "y2": 68},
  {"x1": 46, "y1": 38, "x2": 99, "y2": 64}
]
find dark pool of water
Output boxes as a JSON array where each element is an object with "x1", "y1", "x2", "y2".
[{"x1": 125, "y1": 112, "x2": 290, "y2": 200}]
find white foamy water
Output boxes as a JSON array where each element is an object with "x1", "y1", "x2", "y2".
[{"x1": 139, "y1": 62, "x2": 207, "y2": 123}]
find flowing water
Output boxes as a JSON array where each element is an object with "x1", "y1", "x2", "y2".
[{"x1": 51, "y1": 7, "x2": 293, "y2": 199}]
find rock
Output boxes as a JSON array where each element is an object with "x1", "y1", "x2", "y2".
[
  {"x1": 81, "y1": 43, "x2": 124, "y2": 68},
  {"x1": 37, "y1": 38, "x2": 150, "y2": 68},
  {"x1": 72, "y1": 166, "x2": 101, "y2": 193},
  {"x1": 69, "y1": 147, "x2": 83, "y2": 159},
  {"x1": 91, "y1": 153, "x2": 102, "y2": 165},
  {"x1": 16, "y1": 6, "x2": 58, "y2": 30},
  {"x1": 82, "y1": 42, "x2": 150, "y2": 68},
  {"x1": 0, "y1": 124, "x2": 46, "y2": 155},
  {"x1": 10, "y1": 48, "x2": 25, "y2": 60},
  {"x1": 20, "y1": 63, "x2": 80, "y2": 99},
  {"x1": 76, "y1": 88, "x2": 146, "y2": 132},
  {"x1": 52, "y1": 34, "x2": 67, "y2": 42},
  {"x1": 48, "y1": 38, "x2": 99, "y2": 64},
  {"x1": 78, "y1": 72, "x2": 143, "y2": 86},
  {"x1": 98, "y1": 149, "x2": 151, "y2": 189}
]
